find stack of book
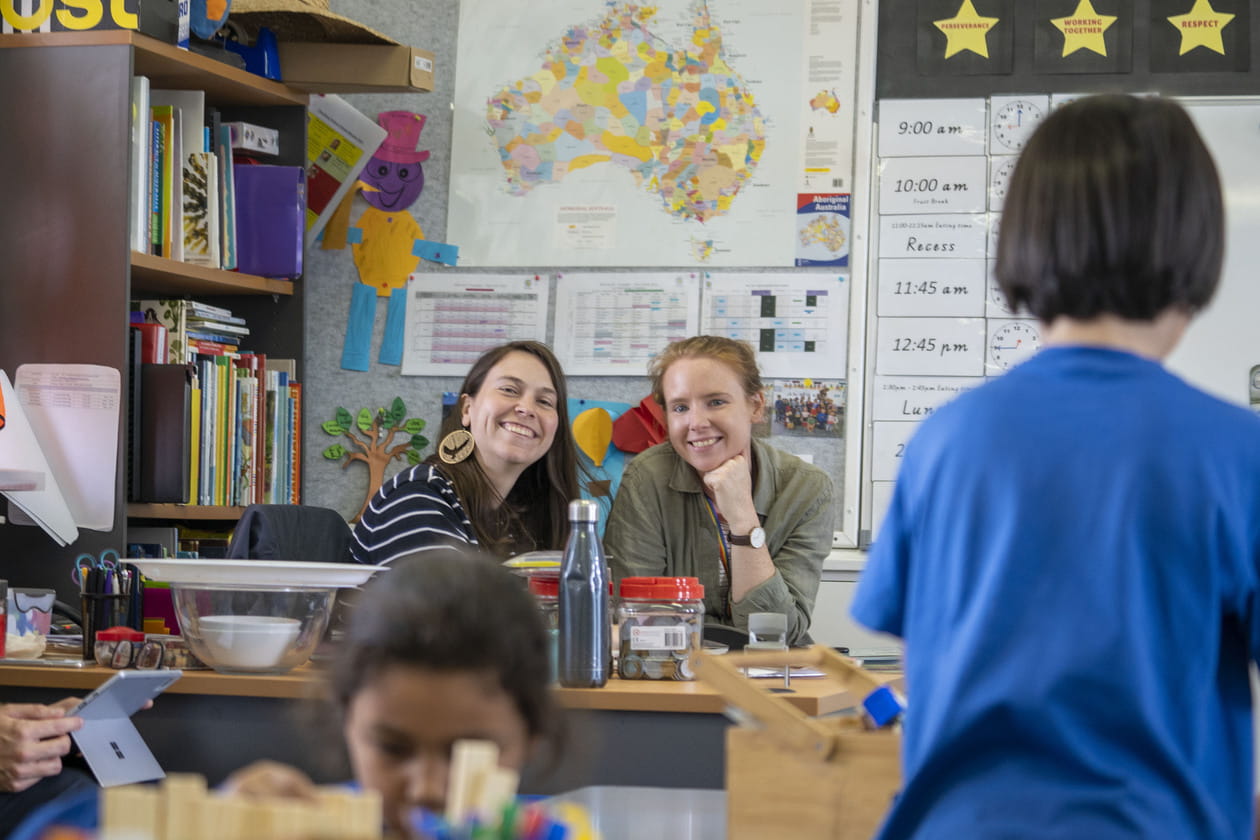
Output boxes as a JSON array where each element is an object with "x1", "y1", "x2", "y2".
[
  {"x1": 129, "y1": 299, "x2": 301, "y2": 507},
  {"x1": 129, "y1": 76, "x2": 268, "y2": 274}
]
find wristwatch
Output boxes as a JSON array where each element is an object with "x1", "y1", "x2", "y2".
[{"x1": 729, "y1": 526, "x2": 766, "y2": 549}]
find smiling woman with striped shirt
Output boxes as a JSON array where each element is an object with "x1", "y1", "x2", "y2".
[{"x1": 351, "y1": 341, "x2": 583, "y2": 564}]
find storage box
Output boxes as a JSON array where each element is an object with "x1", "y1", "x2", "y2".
[
  {"x1": 276, "y1": 43, "x2": 434, "y2": 93},
  {"x1": 695, "y1": 645, "x2": 902, "y2": 840},
  {"x1": 727, "y1": 723, "x2": 899, "y2": 839}
]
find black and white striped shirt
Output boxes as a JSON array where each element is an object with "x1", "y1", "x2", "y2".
[{"x1": 350, "y1": 465, "x2": 477, "y2": 565}]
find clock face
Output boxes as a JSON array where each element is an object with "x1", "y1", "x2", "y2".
[
  {"x1": 987, "y1": 266, "x2": 1014, "y2": 316},
  {"x1": 989, "y1": 156, "x2": 1018, "y2": 211},
  {"x1": 988, "y1": 320, "x2": 1041, "y2": 372},
  {"x1": 991, "y1": 99, "x2": 1046, "y2": 152}
]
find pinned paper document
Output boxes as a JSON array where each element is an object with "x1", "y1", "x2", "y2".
[{"x1": 0, "y1": 370, "x2": 78, "y2": 546}]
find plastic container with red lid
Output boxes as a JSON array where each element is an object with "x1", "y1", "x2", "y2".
[
  {"x1": 616, "y1": 576, "x2": 704, "y2": 681},
  {"x1": 528, "y1": 576, "x2": 559, "y2": 682},
  {"x1": 94, "y1": 626, "x2": 145, "y2": 668}
]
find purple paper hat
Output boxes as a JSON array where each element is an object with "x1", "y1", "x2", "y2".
[{"x1": 375, "y1": 111, "x2": 430, "y2": 164}]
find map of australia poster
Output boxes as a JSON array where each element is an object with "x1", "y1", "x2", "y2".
[{"x1": 449, "y1": 0, "x2": 859, "y2": 267}]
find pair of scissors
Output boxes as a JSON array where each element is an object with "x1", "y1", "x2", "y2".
[{"x1": 72, "y1": 549, "x2": 121, "y2": 588}]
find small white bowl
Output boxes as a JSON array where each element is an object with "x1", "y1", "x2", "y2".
[{"x1": 196, "y1": 615, "x2": 301, "y2": 671}]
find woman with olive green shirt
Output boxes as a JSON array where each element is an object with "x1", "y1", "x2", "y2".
[{"x1": 604, "y1": 337, "x2": 834, "y2": 645}]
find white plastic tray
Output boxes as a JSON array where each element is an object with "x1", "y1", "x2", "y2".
[{"x1": 127, "y1": 559, "x2": 386, "y2": 588}]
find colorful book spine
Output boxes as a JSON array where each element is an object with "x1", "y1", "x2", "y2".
[
  {"x1": 150, "y1": 105, "x2": 175, "y2": 258},
  {"x1": 188, "y1": 381, "x2": 201, "y2": 506},
  {"x1": 288, "y1": 381, "x2": 301, "y2": 503},
  {"x1": 129, "y1": 75, "x2": 151, "y2": 254},
  {"x1": 149, "y1": 117, "x2": 165, "y2": 256},
  {"x1": 182, "y1": 150, "x2": 219, "y2": 267},
  {"x1": 217, "y1": 123, "x2": 238, "y2": 271}
]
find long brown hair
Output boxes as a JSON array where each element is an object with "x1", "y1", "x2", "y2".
[{"x1": 425, "y1": 341, "x2": 581, "y2": 556}]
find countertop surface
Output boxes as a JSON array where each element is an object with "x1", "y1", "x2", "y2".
[{"x1": 0, "y1": 660, "x2": 865, "y2": 715}]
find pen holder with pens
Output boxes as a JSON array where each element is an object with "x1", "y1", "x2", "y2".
[
  {"x1": 694, "y1": 644, "x2": 902, "y2": 840},
  {"x1": 80, "y1": 593, "x2": 129, "y2": 661}
]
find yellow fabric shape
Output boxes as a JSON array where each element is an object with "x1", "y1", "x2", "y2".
[
  {"x1": 573, "y1": 407, "x2": 613, "y2": 467},
  {"x1": 352, "y1": 205, "x2": 424, "y2": 296}
]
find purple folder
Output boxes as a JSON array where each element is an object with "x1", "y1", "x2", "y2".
[{"x1": 233, "y1": 164, "x2": 304, "y2": 278}]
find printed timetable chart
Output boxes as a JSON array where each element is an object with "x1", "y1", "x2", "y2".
[
  {"x1": 553, "y1": 273, "x2": 701, "y2": 376},
  {"x1": 868, "y1": 95, "x2": 1047, "y2": 539},
  {"x1": 701, "y1": 272, "x2": 849, "y2": 379},
  {"x1": 400, "y1": 274, "x2": 549, "y2": 375}
]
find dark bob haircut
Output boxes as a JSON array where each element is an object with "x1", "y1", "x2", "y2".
[
  {"x1": 330, "y1": 547, "x2": 558, "y2": 746},
  {"x1": 994, "y1": 94, "x2": 1223, "y2": 324}
]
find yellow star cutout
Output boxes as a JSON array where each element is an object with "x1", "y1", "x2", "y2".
[
  {"x1": 1167, "y1": 0, "x2": 1234, "y2": 56},
  {"x1": 934, "y1": 0, "x2": 1000, "y2": 59},
  {"x1": 1051, "y1": 0, "x2": 1117, "y2": 57}
]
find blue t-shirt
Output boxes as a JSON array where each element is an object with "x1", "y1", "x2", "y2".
[{"x1": 853, "y1": 346, "x2": 1260, "y2": 839}]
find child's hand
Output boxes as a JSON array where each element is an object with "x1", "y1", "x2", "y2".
[{"x1": 220, "y1": 759, "x2": 317, "y2": 801}]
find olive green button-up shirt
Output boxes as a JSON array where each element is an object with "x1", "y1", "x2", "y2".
[{"x1": 605, "y1": 437, "x2": 835, "y2": 645}]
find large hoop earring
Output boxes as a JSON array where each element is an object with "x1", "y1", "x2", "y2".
[{"x1": 439, "y1": 429, "x2": 475, "y2": 464}]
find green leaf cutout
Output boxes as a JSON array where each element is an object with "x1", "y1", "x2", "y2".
[{"x1": 390, "y1": 397, "x2": 407, "y2": 428}]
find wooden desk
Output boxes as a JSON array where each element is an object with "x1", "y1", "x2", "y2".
[
  {"x1": 0, "y1": 663, "x2": 855, "y2": 713},
  {"x1": 0, "y1": 664, "x2": 863, "y2": 791}
]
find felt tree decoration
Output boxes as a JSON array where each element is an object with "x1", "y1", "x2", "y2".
[{"x1": 322, "y1": 397, "x2": 429, "y2": 523}]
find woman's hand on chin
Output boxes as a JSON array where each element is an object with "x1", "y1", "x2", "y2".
[{"x1": 702, "y1": 454, "x2": 758, "y2": 532}]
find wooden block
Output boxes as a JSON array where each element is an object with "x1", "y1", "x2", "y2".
[
  {"x1": 159, "y1": 774, "x2": 208, "y2": 840},
  {"x1": 211, "y1": 795, "x2": 251, "y2": 840},
  {"x1": 445, "y1": 739, "x2": 499, "y2": 825},
  {"x1": 474, "y1": 766, "x2": 520, "y2": 827},
  {"x1": 315, "y1": 788, "x2": 355, "y2": 837},
  {"x1": 100, "y1": 784, "x2": 160, "y2": 839},
  {"x1": 343, "y1": 787, "x2": 383, "y2": 839}
]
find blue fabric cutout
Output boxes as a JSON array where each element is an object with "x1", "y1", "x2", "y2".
[
  {"x1": 411, "y1": 239, "x2": 460, "y2": 266},
  {"x1": 379, "y1": 287, "x2": 407, "y2": 366},
  {"x1": 341, "y1": 283, "x2": 377, "y2": 372}
]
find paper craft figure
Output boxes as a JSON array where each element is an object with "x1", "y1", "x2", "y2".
[
  {"x1": 353, "y1": 112, "x2": 429, "y2": 294},
  {"x1": 342, "y1": 111, "x2": 431, "y2": 371}
]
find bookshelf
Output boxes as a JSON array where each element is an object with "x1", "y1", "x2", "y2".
[{"x1": 0, "y1": 31, "x2": 314, "y2": 595}]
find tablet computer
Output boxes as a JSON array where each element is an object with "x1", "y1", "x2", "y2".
[{"x1": 70, "y1": 669, "x2": 181, "y2": 787}]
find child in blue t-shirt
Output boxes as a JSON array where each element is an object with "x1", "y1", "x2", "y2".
[{"x1": 853, "y1": 94, "x2": 1260, "y2": 839}]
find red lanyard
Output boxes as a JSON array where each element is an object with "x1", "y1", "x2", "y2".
[{"x1": 703, "y1": 496, "x2": 732, "y2": 613}]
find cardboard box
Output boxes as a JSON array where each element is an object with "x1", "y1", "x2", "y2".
[{"x1": 277, "y1": 43, "x2": 434, "y2": 94}]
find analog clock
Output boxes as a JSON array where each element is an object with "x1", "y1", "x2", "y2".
[
  {"x1": 988, "y1": 320, "x2": 1041, "y2": 372},
  {"x1": 987, "y1": 268, "x2": 1014, "y2": 316},
  {"x1": 989, "y1": 156, "x2": 1018, "y2": 211},
  {"x1": 991, "y1": 98, "x2": 1046, "y2": 152}
]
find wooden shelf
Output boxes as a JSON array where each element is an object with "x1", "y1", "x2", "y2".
[
  {"x1": 0, "y1": 31, "x2": 306, "y2": 107},
  {"x1": 127, "y1": 503, "x2": 246, "y2": 521},
  {"x1": 130, "y1": 253, "x2": 294, "y2": 296}
]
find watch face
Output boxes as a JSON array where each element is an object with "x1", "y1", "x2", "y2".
[
  {"x1": 749, "y1": 527, "x2": 766, "y2": 549},
  {"x1": 987, "y1": 320, "x2": 1042, "y2": 372}
]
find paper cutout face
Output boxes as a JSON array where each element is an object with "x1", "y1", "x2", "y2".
[
  {"x1": 362, "y1": 111, "x2": 430, "y2": 212},
  {"x1": 361, "y1": 159, "x2": 425, "y2": 212}
]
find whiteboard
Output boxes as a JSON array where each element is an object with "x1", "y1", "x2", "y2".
[{"x1": 1168, "y1": 98, "x2": 1260, "y2": 407}]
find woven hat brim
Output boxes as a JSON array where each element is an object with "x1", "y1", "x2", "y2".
[{"x1": 229, "y1": 7, "x2": 398, "y2": 45}]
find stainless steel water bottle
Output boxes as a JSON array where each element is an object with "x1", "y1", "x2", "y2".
[{"x1": 558, "y1": 499, "x2": 610, "y2": 688}]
